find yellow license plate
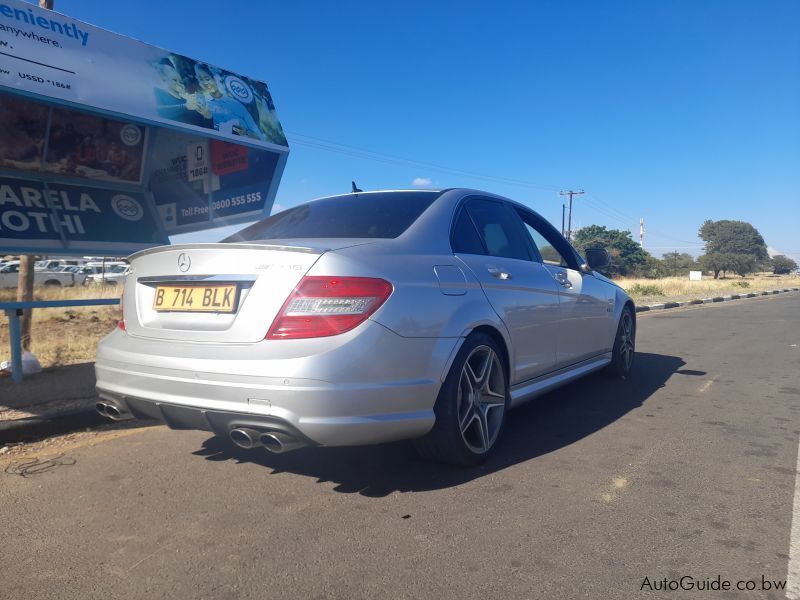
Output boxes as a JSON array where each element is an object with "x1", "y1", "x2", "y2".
[{"x1": 153, "y1": 284, "x2": 237, "y2": 313}]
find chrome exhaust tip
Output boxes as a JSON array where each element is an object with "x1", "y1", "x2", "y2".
[
  {"x1": 229, "y1": 427, "x2": 263, "y2": 450},
  {"x1": 96, "y1": 400, "x2": 132, "y2": 421},
  {"x1": 260, "y1": 432, "x2": 304, "y2": 454}
]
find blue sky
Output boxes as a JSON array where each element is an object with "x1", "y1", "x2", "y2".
[{"x1": 49, "y1": 0, "x2": 800, "y2": 259}]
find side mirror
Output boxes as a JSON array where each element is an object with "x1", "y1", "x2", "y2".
[{"x1": 584, "y1": 247, "x2": 611, "y2": 271}]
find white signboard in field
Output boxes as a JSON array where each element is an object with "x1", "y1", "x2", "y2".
[{"x1": 689, "y1": 270, "x2": 703, "y2": 281}]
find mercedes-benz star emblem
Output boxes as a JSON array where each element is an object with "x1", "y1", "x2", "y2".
[{"x1": 178, "y1": 253, "x2": 191, "y2": 272}]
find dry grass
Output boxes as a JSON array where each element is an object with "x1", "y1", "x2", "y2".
[
  {"x1": 2, "y1": 274, "x2": 799, "y2": 370},
  {"x1": 616, "y1": 273, "x2": 800, "y2": 300},
  {"x1": 1, "y1": 284, "x2": 121, "y2": 368}
]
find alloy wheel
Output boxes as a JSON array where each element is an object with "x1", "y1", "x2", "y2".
[
  {"x1": 457, "y1": 345, "x2": 507, "y2": 454},
  {"x1": 619, "y1": 312, "x2": 635, "y2": 370}
]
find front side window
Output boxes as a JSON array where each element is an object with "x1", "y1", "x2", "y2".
[
  {"x1": 515, "y1": 207, "x2": 579, "y2": 269},
  {"x1": 464, "y1": 198, "x2": 531, "y2": 261},
  {"x1": 523, "y1": 223, "x2": 568, "y2": 267}
]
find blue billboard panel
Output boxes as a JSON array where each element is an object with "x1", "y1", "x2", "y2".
[
  {"x1": 0, "y1": 0, "x2": 289, "y2": 254},
  {"x1": 0, "y1": 0, "x2": 287, "y2": 150},
  {"x1": 0, "y1": 175, "x2": 167, "y2": 254},
  {"x1": 146, "y1": 129, "x2": 279, "y2": 233}
]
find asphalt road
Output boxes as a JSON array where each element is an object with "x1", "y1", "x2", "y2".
[{"x1": 2, "y1": 294, "x2": 799, "y2": 600}]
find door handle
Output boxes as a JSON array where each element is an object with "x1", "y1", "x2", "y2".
[
  {"x1": 487, "y1": 266, "x2": 512, "y2": 280},
  {"x1": 554, "y1": 271, "x2": 572, "y2": 288}
]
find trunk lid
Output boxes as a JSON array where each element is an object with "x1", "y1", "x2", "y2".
[{"x1": 122, "y1": 241, "x2": 362, "y2": 343}]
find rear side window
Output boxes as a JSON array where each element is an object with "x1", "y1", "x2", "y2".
[
  {"x1": 225, "y1": 191, "x2": 441, "y2": 241},
  {"x1": 451, "y1": 208, "x2": 486, "y2": 255},
  {"x1": 463, "y1": 198, "x2": 531, "y2": 261}
]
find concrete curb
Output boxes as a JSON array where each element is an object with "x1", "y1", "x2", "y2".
[
  {"x1": 635, "y1": 287, "x2": 800, "y2": 314},
  {"x1": 0, "y1": 408, "x2": 109, "y2": 445}
]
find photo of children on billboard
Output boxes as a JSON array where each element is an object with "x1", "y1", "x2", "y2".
[
  {"x1": 153, "y1": 52, "x2": 287, "y2": 148},
  {"x1": 0, "y1": 93, "x2": 48, "y2": 172},
  {"x1": 0, "y1": 92, "x2": 146, "y2": 183},
  {"x1": 43, "y1": 108, "x2": 146, "y2": 183}
]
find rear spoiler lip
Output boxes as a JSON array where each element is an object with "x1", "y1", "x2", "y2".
[{"x1": 128, "y1": 242, "x2": 320, "y2": 262}]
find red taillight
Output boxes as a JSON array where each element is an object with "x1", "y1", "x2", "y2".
[
  {"x1": 267, "y1": 276, "x2": 393, "y2": 340},
  {"x1": 117, "y1": 292, "x2": 126, "y2": 331}
]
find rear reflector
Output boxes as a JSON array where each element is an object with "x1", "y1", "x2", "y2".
[{"x1": 267, "y1": 276, "x2": 392, "y2": 339}]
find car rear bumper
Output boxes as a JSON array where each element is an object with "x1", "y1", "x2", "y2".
[{"x1": 95, "y1": 321, "x2": 459, "y2": 446}]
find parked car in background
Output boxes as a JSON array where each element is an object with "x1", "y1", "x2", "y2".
[
  {"x1": 58, "y1": 265, "x2": 97, "y2": 286},
  {"x1": 85, "y1": 264, "x2": 129, "y2": 286},
  {"x1": 95, "y1": 189, "x2": 635, "y2": 465},
  {"x1": 0, "y1": 261, "x2": 76, "y2": 288},
  {"x1": 34, "y1": 258, "x2": 86, "y2": 271}
]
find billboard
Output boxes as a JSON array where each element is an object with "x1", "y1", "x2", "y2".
[
  {"x1": 0, "y1": 0, "x2": 287, "y2": 149},
  {"x1": 0, "y1": 0, "x2": 288, "y2": 254}
]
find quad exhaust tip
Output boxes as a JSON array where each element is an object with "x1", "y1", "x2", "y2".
[
  {"x1": 260, "y1": 431, "x2": 304, "y2": 454},
  {"x1": 228, "y1": 428, "x2": 304, "y2": 454},
  {"x1": 95, "y1": 400, "x2": 132, "y2": 421},
  {"x1": 229, "y1": 427, "x2": 262, "y2": 450}
]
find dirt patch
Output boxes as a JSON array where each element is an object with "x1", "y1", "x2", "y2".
[{"x1": 0, "y1": 421, "x2": 157, "y2": 462}]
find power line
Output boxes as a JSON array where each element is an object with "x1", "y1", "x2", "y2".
[
  {"x1": 587, "y1": 191, "x2": 703, "y2": 246},
  {"x1": 285, "y1": 131, "x2": 711, "y2": 250},
  {"x1": 286, "y1": 131, "x2": 569, "y2": 192}
]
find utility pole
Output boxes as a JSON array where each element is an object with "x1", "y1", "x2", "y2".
[
  {"x1": 639, "y1": 218, "x2": 645, "y2": 248},
  {"x1": 15, "y1": 0, "x2": 54, "y2": 351},
  {"x1": 559, "y1": 190, "x2": 584, "y2": 242},
  {"x1": 561, "y1": 204, "x2": 566, "y2": 236}
]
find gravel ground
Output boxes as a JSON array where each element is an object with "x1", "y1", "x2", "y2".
[{"x1": 0, "y1": 420, "x2": 156, "y2": 459}]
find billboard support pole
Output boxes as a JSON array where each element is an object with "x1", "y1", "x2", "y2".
[
  {"x1": 16, "y1": 258, "x2": 34, "y2": 352},
  {"x1": 13, "y1": 1, "x2": 54, "y2": 353}
]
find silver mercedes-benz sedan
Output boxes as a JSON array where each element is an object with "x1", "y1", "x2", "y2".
[{"x1": 95, "y1": 189, "x2": 635, "y2": 465}]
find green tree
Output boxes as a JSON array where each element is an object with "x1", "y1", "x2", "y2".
[
  {"x1": 572, "y1": 225, "x2": 651, "y2": 277},
  {"x1": 698, "y1": 252, "x2": 730, "y2": 279},
  {"x1": 772, "y1": 255, "x2": 798, "y2": 274},
  {"x1": 661, "y1": 252, "x2": 696, "y2": 276},
  {"x1": 637, "y1": 254, "x2": 669, "y2": 279},
  {"x1": 727, "y1": 254, "x2": 757, "y2": 278},
  {"x1": 698, "y1": 252, "x2": 758, "y2": 278},
  {"x1": 698, "y1": 220, "x2": 769, "y2": 261}
]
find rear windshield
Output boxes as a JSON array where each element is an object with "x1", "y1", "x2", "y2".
[{"x1": 224, "y1": 191, "x2": 441, "y2": 241}]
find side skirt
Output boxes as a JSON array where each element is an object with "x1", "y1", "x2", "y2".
[{"x1": 509, "y1": 353, "x2": 612, "y2": 408}]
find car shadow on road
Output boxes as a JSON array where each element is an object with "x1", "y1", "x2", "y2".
[{"x1": 193, "y1": 352, "x2": 686, "y2": 497}]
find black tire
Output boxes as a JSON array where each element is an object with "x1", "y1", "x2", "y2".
[
  {"x1": 413, "y1": 332, "x2": 509, "y2": 466},
  {"x1": 606, "y1": 306, "x2": 636, "y2": 379},
  {"x1": 43, "y1": 280, "x2": 61, "y2": 287}
]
